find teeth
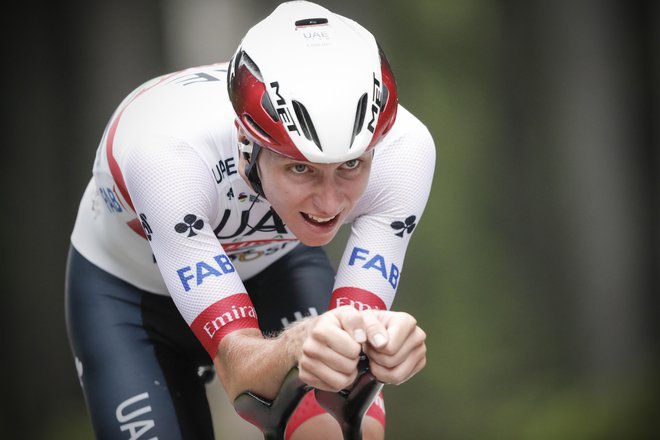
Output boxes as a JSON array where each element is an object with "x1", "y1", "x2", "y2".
[{"x1": 306, "y1": 213, "x2": 335, "y2": 223}]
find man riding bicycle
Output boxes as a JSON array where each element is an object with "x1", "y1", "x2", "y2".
[{"x1": 66, "y1": 1, "x2": 435, "y2": 438}]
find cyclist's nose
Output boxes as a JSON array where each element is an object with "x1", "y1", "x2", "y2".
[{"x1": 311, "y1": 174, "x2": 343, "y2": 214}]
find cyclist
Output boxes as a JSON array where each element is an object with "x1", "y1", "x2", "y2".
[{"x1": 66, "y1": 1, "x2": 435, "y2": 439}]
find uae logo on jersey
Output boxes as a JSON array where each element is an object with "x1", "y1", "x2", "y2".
[
  {"x1": 175, "y1": 214, "x2": 204, "y2": 237},
  {"x1": 390, "y1": 215, "x2": 416, "y2": 237}
]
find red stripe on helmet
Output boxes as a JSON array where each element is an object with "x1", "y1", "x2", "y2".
[{"x1": 228, "y1": 55, "x2": 307, "y2": 161}]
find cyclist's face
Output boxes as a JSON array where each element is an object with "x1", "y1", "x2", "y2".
[{"x1": 253, "y1": 148, "x2": 373, "y2": 246}]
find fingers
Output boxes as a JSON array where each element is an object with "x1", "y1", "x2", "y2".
[
  {"x1": 311, "y1": 310, "x2": 363, "y2": 357},
  {"x1": 295, "y1": 307, "x2": 427, "y2": 391},
  {"x1": 377, "y1": 312, "x2": 418, "y2": 353},
  {"x1": 365, "y1": 336, "x2": 426, "y2": 384},
  {"x1": 330, "y1": 306, "x2": 369, "y2": 345},
  {"x1": 361, "y1": 310, "x2": 389, "y2": 349},
  {"x1": 363, "y1": 312, "x2": 427, "y2": 385},
  {"x1": 297, "y1": 307, "x2": 363, "y2": 391},
  {"x1": 298, "y1": 353, "x2": 358, "y2": 391}
]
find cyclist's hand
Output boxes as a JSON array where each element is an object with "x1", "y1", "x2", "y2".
[
  {"x1": 363, "y1": 311, "x2": 427, "y2": 385},
  {"x1": 297, "y1": 306, "x2": 381, "y2": 392}
]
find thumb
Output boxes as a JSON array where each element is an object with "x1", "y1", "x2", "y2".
[
  {"x1": 331, "y1": 305, "x2": 367, "y2": 343},
  {"x1": 362, "y1": 310, "x2": 388, "y2": 349}
]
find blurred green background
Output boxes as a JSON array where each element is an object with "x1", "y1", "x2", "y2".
[{"x1": 2, "y1": 0, "x2": 658, "y2": 438}]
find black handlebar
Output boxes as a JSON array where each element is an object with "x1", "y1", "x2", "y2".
[
  {"x1": 233, "y1": 354, "x2": 383, "y2": 440},
  {"x1": 233, "y1": 367, "x2": 311, "y2": 440},
  {"x1": 314, "y1": 354, "x2": 384, "y2": 440}
]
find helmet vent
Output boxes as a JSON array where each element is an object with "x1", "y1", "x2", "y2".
[
  {"x1": 292, "y1": 100, "x2": 322, "y2": 151},
  {"x1": 244, "y1": 115, "x2": 273, "y2": 142},
  {"x1": 239, "y1": 50, "x2": 263, "y2": 82},
  {"x1": 295, "y1": 18, "x2": 329, "y2": 27},
  {"x1": 350, "y1": 93, "x2": 369, "y2": 148},
  {"x1": 380, "y1": 84, "x2": 389, "y2": 111},
  {"x1": 261, "y1": 93, "x2": 279, "y2": 122}
]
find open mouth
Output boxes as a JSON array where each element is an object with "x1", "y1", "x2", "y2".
[{"x1": 301, "y1": 212, "x2": 339, "y2": 226}]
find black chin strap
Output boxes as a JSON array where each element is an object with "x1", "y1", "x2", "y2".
[{"x1": 244, "y1": 142, "x2": 266, "y2": 198}]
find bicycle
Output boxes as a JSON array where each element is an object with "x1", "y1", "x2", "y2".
[{"x1": 233, "y1": 354, "x2": 383, "y2": 440}]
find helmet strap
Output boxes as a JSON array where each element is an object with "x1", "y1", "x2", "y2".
[{"x1": 242, "y1": 141, "x2": 266, "y2": 198}]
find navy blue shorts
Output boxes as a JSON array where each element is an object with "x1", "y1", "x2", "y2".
[{"x1": 65, "y1": 244, "x2": 335, "y2": 439}]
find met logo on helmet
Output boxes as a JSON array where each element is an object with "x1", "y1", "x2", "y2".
[
  {"x1": 268, "y1": 81, "x2": 300, "y2": 135},
  {"x1": 367, "y1": 73, "x2": 383, "y2": 133}
]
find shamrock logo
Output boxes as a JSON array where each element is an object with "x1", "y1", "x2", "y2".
[
  {"x1": 390, "y1": 215, "x2": 416, "y2": 237},
  {"x1": 175, "y1": 214, "x2": 204, "y2": 237}
]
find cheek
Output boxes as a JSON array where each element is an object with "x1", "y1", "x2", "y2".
[
  {"x1": 349, "y1": 172, "x2": 371, "y2": 201},
  {"x1": 262, "y1": 175, "x2": 300, "y2": 212},
  {"x1": 259, "y1": 165, "x2": 304, "y2": 203},
  {"x1": 266, "y1": 176, "x2": 293, "y2": 200},
  {"x1": 269, "y1": 192, "x2": 294, "y2": 212}
]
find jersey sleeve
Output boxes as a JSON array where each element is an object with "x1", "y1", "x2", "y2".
[
  {"x1": 331, "y1": 108, "x2": 436, "y2": 310},
  {"x1": 122, "y1": 137, "x2": 259, "y2": 358}
]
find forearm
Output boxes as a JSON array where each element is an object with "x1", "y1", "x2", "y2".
[
  {"x1": 214, "y1": 321, "x2": 310, "y2": 401},
  {"x1": 214, "y1": 306, "x2": 379, "y2": 401}
]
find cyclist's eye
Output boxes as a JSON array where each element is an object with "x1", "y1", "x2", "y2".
[
  {"x1": 343, "y1": 159, "x2": 360, "y2": 170},
  {"x1": 291, "y1": 163, "x2": 308, "y2": 174}
]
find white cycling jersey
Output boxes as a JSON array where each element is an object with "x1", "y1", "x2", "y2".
[{"x1": 71, "y1": 62, "x2": 435, "y2": 356}]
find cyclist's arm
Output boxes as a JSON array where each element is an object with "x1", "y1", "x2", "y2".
[
  {"x1": 330, "y1": 106, "x2": 435, "y2": 384},
  {"x1": 119, "y1": 140, "x2": 302, "y2": 400},
  {"x1": 214, "y1": 305, "x2": 389, "y2": 401},
  {"x1": 213, "y1": 327, "x2": 295, "y2": 401}
]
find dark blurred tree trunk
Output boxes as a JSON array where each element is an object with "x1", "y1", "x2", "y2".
[
  {"x1": 0, "y1": 1, "x2": 166, "y2": 437},
  {"x1": 501, "y1": 0, "x2": 658, "y2": 392},
  {"x1": 635, "y1": 0, "x2": 660, "y2": 370}
]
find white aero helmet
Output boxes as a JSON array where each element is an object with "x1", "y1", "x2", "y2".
[{"x1": 227, "y1": 0, "x2": 398, "y2": 164}]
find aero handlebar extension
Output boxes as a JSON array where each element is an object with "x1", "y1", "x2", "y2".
[{"x1": 233, "y1": 354, "x2": 383, "y2": 440}]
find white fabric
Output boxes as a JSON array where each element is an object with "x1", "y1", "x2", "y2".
[{"x1": 71, "y1": 62, "x2": 435, "y2": 328}]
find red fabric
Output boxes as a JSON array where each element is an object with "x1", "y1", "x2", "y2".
[
  {"x1": 189, "y1": 293, "x2": 259, "y2": 357},
  {"x1": 365, "y1": 391, "x2": 386, "y2": 427},
  {"x1": 329, "y1": 286, "x2": 387, "y2": 311},
  {"x1": 284, "y1": 390, "x2": 385, "y2": 439}
]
